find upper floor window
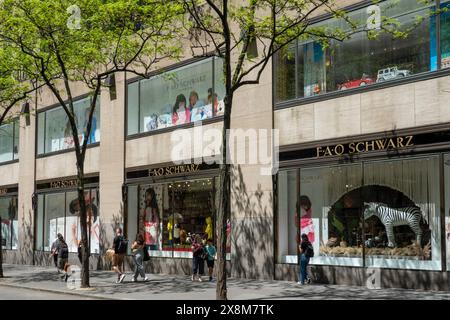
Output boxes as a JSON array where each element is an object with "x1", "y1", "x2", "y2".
[
  {"x1": 0, "y1": 119, "x2": 19, "y2": 163},
  {"x1": 37, "y1": 96, "x2": 100, "y2": 155},
  {"x1": 127, "y1": 57, "x2": 225, "y2": 136},
  {"x1": 275, "y1": 0, "x2": 441, "y2": 103}
]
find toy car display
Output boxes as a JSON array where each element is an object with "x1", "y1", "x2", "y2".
[
  {"x1": 376, "y1": 66, "x2": 412, "y2": 82},
  {"x1": 338, "y1": 75, "x2": 375, "y2": 90}
]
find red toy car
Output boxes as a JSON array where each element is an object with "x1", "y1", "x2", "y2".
[{"x1": 338, "y1": 74, "x2": 375, "y2": 90}]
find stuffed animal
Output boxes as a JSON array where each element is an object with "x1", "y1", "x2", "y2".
[{"x1": 205, "y1": 216, "x2": 213, "y2": 240}]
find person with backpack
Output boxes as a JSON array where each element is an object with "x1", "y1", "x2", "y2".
[
  {"x1": 50, "y1": 234, "x2": 62, "y2": 272},
  {"x1": 112, "y1": 227, "x2": 127, "y2": 283},
  {"x1": 56, "y1": 234, "x2": 69, "y2": 281},
  {"x1": 131, "y1": 234, "x2": 148, "y2": 282},
  {"x1": 298, "y1": 233, "x2": 314, "y2": 285}
]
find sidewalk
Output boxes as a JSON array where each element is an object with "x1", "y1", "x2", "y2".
[{"x1": 1, "y1": 264, "x2": 450, "y2": 300}]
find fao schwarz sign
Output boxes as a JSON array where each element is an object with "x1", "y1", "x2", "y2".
[
  {"x1": 149, "y1": 164, "x2": 201, "y2": 177},
  {"x1": 316, "y1": 135, "x2": 414, "y2": 158},
  {"x1": 50, "y1": 179, "x2": 78, "y2": 189}
]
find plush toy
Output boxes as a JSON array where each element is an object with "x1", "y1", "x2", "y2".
[{"x1": 205, "y1": 216, "x2": 213, "y2": 240}]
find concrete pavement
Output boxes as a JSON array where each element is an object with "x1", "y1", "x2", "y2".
[{"x1": 0, "y1": 264, "x2": 450, "y2": 300}]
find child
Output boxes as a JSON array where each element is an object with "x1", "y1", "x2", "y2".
[{"x1": 205, "y1": 239, "x2": 216, "y2": 282}]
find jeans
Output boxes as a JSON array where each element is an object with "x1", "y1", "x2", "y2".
[
  {"x1": 192, "y1": 256, "x2": 205, "y2": 275},
  {"x1": 299, "y1": 253, "x2": 310, "y2": 284},
  {"x1": 133, "y1": 252, "x2": 146, "y2": 279}
]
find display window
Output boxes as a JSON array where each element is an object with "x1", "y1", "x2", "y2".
[
  {"x1": 37, "y1": 96, "x2": 100, "y2": 155},
  {"x1": 35, "y1": 188, "x2": 100, "y2": 254},
  {"x1": 127, "y1": 177, "x2": 229, "y2": 259},
  {"x1": 278, "y1": 154, "x2": 442, "y2": 270},
  {"x1": 127, "y1": 57, "x2": 225, "y2": 136},
  {"x1": 0, "y1": 195, "x2": 18, "y2": 250},
  {"x1": 275, "y1": 0, "x2": 438, "y2": 103},
  {"x1": 0, "y1": 119, "x2": 19, "y2": 163}
]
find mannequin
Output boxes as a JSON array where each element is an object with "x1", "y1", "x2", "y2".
[{"x1": 167, "y1": 217, "x2": 173, "y2": 245}]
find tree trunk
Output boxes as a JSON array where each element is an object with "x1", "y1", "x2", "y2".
[
  {"x1": 216, "y1": 95, "x2": 232, "y2": 300},
  {"x1": 76, "y1": 163, "x2": 90, "y2": 288},
  {"x1": 0, "y1": 214, "x2": 3, "y2": 278}
]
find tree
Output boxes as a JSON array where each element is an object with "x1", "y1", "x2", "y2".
[
  {"x1": 0, "y1": 0, "x2": 181, "y2": 287},
  {"x1": 179, "y1": 0, "x2": 433, "y2": 300},
  {"x1": 0, "y1": 46, "x2": 42, "y2": 278}
]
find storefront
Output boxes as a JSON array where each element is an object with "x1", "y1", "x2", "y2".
[
  {"x1": 276, "y1": 127, "x2": 450, "y2": 289},
  {"x1": 0, "y1": 185, "x2": 18, "y2": 251},
  {"x1": 34, "y1": 176, "x2": 100, "y2": 256},
  {"x1": 125, "y1": 162, "x2": 230, "y2": 263}
]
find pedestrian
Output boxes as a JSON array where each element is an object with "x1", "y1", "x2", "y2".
[
  {"x1": 131, "y1": 234, "x2": 148, "y2": 282},
  {"x1": 50, "y1": 234, "x2": 61, "y2": 273},
  {"x1": 191, "y1": 234, "x2": 205, "y2": 282},
  {"x1": 112, "y1": 227, "x2": 127, "y2": 283},
  {"x1": 205, "y1": 239, "x2": 216, "y2": 282},
  {"x1": 56, "y1": 234, "x2": 69, "y2": 282},
  {"x1": 298, "y1": 233, "x2": 314, "y2": 285}
]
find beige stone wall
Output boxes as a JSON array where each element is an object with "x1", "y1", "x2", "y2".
[
  {"x1": 17, "y1": 104, "x2": 36, "y2": 264},
  {"x1": 99, "y1": 72, "x2": 126, "y2": 249},
  {"x1": 276, "y1": 76, "x2": 450, "y2": 146},
  {"x1": 230, "y1": 60, "x2": 274, "y2": 280},
  {"x1": 35, "y1": 147, "x2": 100, "y2": 181},
  {"x1": 0, "y1": 162, "x2": 19, "y2": 186}
]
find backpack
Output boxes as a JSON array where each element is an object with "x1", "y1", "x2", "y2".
[
  {"x1": 59, "y1": 242, "x2": 69, "y2": 259},
  {"x1": 305, "y1": 242, "x2": 314, "y2": 258},
  {"x1": 116, "y1": 236, "x2": 128, "y2": 254}
]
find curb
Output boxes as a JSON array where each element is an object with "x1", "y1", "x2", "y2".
[{"x1": 0, "y1": 282, "x2": 125, "y2": 300}]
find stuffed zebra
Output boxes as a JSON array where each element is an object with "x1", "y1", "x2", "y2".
[{"x1": 363, "y1": 202, "x2": 424, "y2": 248}]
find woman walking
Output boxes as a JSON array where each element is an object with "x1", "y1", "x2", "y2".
[
  {"x1": 191, "y1": 235, "x2": 205, "y2": 282},
  {"x1": 131, "y1": 234, "x2": 148, "y2": 282}
]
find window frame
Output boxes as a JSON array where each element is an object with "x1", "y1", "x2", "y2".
[
  {"x1": 273, "y1": 0, "x2": 450, "y2": 110},
  {"x1": 35, "y1": 93, "x2": 101, "y2": 158},
  {"x1": 0, "y1": 118, "x2": 20, "y2": 165},
  {"x1": 125, "y1": 56, "x2": 225, "y2": 139}
]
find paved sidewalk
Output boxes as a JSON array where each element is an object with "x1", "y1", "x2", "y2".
[{"x1": 0, "y1": 264, "x2": 450, "y2": 300}]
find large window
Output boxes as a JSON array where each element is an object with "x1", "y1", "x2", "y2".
[
  {"x1": 35, "y1": 189, "x2": 100, "y2": 254},
  {"x1": 278, "y1": 155, "x2": 442, "y2": 270},
  {"x1": 127, "y1": 177, "x2": 228, "y2": 258},
  {"x1": 0, "y1": 196, "x2": 18, "y2": 250},
  {"x1": 37, "y1": 96, "x2": 100, "y2": 155},
  {"x1": 127, "y1": 57, "x2": 225, "y2": 135},
  {"x1": 275, "y1": 0, "x2": 439, "y2": 102},
  {"x1": 0, "y1": 119, "x2": 19, "y2": 163}
]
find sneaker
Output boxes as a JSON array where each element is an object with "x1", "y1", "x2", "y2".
[
  {"x1": 198, "y1": 276, "x2": 203, "y2": 282},
  {"x1": 297, "y1": 281, "x2": 304, "y2": 285},
  {"x1": 143, "y1": 277, "x2": 149, "y2": 281},
  {"x1": 131, "y1": 277, "x2": 136, "y2": 282},
  {"x1": 119, "y1": 274, "x2": 126, "y2": 283},
  {"x1": 191, "y1": 275, "x2": 195, "y2": 282}
]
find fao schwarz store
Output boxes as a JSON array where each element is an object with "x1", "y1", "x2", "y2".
[{"x1": 274, "y1": 0, "x2": 450, "y2": 290}]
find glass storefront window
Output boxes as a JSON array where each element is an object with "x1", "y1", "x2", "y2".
[
  {"x1": 0, "y1": 196, "x2": 18, "y2": 250},
  {"x1": 37, "y1": 96, "x2": 100, "y2": 155},
  {"x1": 36, "y1": 189, "x2": 100, "y2": 253},
  {"x1": 275, "y1": 0, "x2": 436, "y2": 102},
  {"x1": 0, "y1": 119, "x2": 19, "y2": 163},
  {"x1": 127, "y1": 177, "x2": 219, "y2": 259},
  {"x1": 127, "y1": 58, "x2": 225, "y2": 135},
  {"x1": 278, "y1": 155, "x2": 442, "y2": 270},
  {"x1": 444, "y1": 153, "x2": 450, "y2": 271}
]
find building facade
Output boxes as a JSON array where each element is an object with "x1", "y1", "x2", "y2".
[{"x1": 2, "y1": 0, "x2": 450, "y2": 290}]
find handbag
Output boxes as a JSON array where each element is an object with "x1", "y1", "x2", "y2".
[{"x1": 143, "y1": 245, "x2": 150, "y2": 261}]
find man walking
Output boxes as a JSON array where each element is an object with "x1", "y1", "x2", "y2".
[
  {"x1": 50, "y1": 234, "x2": 61, "y2": 273},
  {"x1": 112, "y1": 227, "x2": 127, "y2": 283}
]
